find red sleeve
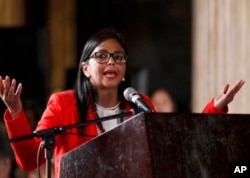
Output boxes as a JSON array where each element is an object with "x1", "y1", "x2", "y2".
[
  {"x1": 2, "y1": 91, "x2": 71, "y2": 172},
  {"x1": 202, "y1": 98, "x2": 228, "y2": 114},
  {"x1": 3, "y1": 110, "x2": 44, "y2": 172}
]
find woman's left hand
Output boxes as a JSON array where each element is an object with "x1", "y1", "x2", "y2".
[{"x1": 214, "y1": 80, "x2": 245, "y2": 110}]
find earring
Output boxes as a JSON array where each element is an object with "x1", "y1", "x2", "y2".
[
  {"x1": 122, "y1": 77, "x2": 125, "y2": 81},
  {"x1": 85, "y1": 74, "x2": 90, "y2": 78}
]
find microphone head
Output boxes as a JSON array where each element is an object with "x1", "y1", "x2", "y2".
[
  {"x1": 123, "y1": 87, "x2": 137, "y2": 101},
  {"x1": 124, "y1": 87, "x2": 152, "y2": 112}
]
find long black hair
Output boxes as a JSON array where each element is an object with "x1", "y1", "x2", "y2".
[{"x1": 74, "y1": 27, "x2": 131, "y2": 122}]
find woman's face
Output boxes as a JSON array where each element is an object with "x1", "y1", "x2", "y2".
[
  {"x1": 151, "y1": 90, "x2": 174, "y2": 112},
  {"x1": 82, "y1": 38, "x2": 127, "y2": 91}
]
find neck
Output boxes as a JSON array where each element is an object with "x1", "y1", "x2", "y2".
[{"x1": 95, "y1": 89, "x2": 119, "y2": 108}]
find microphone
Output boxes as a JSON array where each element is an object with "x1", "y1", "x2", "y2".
[{"x1": 123, "y1": 87, "x2": 152, "y2": 112}]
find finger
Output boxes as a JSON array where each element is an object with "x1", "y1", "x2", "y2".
[
  {"x1": 8, "y1": 79, "x2": 17, "y2": 97},
  {"x1": 3, "y1": 76, "x2": 11, "y2": 96},
  {"x1": 15, "y1": 83, "x2": 22, "y2": 97},
  {"x1": 0, "y1": 76, "x2": 3, "y2": 95},
  {"x1": 231, "y1": 80, "x2": 245, "y2": 94},
  {"x1": 222, "y1": 84, "x2": 230, "y2": 94},
  {"x1": 234, "y1": 80, "x2": 244, "y2": 88},
  {"x1": 236, "y1": 80, "x2": 245, "y2": 90}
]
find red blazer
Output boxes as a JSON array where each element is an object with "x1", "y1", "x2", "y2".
[
  {"x1": 3, "y1": 90, "x2": 226, "y2": 177},
  {"x1": 3, "y1": 90, "x2": 155, "y2": 177}
]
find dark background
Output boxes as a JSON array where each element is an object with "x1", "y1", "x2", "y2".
[{"x1": 0, "y1": 0, "x2": 191, "y2": 113}]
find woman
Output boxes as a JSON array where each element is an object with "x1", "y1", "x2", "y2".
[
  {"x1": 0, "y1": 27, "x2": 245, "y2": 177},
  {"x1": 150, "y1": 88, "x2": 176, "y2": 112}
]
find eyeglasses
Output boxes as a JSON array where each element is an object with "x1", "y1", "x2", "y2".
[{"x1": 89, "y1": 51, "x2": 127, "y2": 64}]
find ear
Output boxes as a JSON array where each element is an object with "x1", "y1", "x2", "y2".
[{"x1": 81, "y1": 62, "x2": 90, "y2": 78}]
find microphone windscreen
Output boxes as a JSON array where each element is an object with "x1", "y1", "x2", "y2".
[{"x1": 123, "y1": 87, "x2": 137, "y2": 101}]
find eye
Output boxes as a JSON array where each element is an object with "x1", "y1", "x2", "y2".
[
  {"x1": 95, "y1": 52, "x2": 108, "y2": 59},
  {"x1": 114, "y1": 53, "x2": 127, "y2": 63},
  {"x1": 114, "y1": 54, "x2": 123, "y2": 61}
]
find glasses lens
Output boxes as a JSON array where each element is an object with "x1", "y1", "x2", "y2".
[
  {"x1": 114, "y1": 53, "x2": 127, "y2": 64},
  {"x1": 94, "y1": 52, "x2": 109, "y2": 63}
]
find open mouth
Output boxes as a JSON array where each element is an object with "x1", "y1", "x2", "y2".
[{"x1": 103, "y1": 71, "x2": 117, "y2": 78}]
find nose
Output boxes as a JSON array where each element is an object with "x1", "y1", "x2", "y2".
[{"x1": 107, "y1": 56, "x2": 116, "y2": 65}]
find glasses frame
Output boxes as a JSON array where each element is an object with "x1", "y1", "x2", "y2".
[{"x1": 89, "y1": 51, "x2": 128, "y2": 64}]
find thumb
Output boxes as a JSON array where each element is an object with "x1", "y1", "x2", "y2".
[{"x1": 222, "y1": 84, "x2": 229, "y2": 94}]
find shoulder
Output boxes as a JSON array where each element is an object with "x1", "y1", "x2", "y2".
[
  {"x1": 52, "y1": 89, "x2": 74, "y2": 96},
  {"x1": 47, "y1": 90, "x2": 76, "y2": 106},
  {"x1": 50, "y1": 90, "x2": 74, "y2": 99},
  {"x1": 139, "y1": 93, "x2": 156, "y2": 112},
  {"x1": 139, "y1": 94, "x2": 151, "y2": 102}
]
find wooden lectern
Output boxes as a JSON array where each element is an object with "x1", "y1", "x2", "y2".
[{"x1": 59, "y1": 113, "x2": 250, "y2": 178}]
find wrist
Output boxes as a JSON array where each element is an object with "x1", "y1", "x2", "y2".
[{"x1": 9, "y1": 109, "x2": 22, "y2": 118}]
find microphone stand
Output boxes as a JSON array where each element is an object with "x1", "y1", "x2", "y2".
[{"x1": 9, "y1": 109, "x2": 141, "y2": 178}]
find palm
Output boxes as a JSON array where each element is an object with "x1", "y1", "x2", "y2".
[{"x1": 0, "y1": 76, "x2": 23, "y2": 117}]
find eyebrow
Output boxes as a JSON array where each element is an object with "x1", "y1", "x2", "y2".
[{"x1": 94, "y1": 49, "x2": 125, "y2": 53}]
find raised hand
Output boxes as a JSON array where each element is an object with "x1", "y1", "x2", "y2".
[
  {"x1": 0, "y1": 76, "x2": 23, "y2": 118},
  {"x1": 213, "y1": 80, "x2": 245, "y2": 110}
]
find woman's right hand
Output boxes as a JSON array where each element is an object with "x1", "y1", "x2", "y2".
[{"x1": 0, "y1": 76, "x2": 23, "y2": 118}]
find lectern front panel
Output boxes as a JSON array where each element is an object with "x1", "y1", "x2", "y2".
[{"x1": 59, "y1": 113, "x2": 250, "y2": 178}]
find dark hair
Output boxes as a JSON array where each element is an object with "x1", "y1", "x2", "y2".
[{"x1": 74, "y1": 27, "x2": 131, "y2": 122}]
